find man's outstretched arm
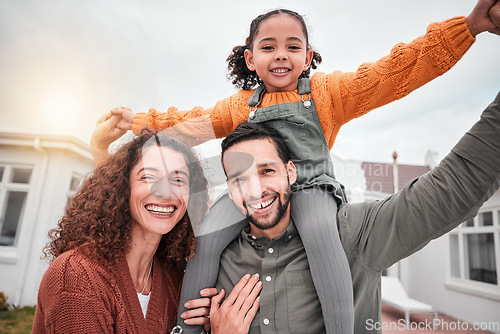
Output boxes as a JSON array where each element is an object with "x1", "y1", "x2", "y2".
[{"x1": 342, "y1": 91, "x2": 500, "y2": 271}]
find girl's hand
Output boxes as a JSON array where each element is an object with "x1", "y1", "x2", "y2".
[
  {"x1": 180, "y1": 287, "x2": 218, "y2": 332},
  {"x1": 209, "y1": 273, "x2": 262, "y2": 334},
  {"x1": 466, "y1": 0, "x2": 500, "y2": 37},
  {"x1": 90, "y1": 107, "x2": 133, "y2": 166},
  {"x1": 109, "y1": 106, "x2": 134, "y2": 131}
]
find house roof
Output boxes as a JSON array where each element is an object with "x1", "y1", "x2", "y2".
[
  {"x1": 361, "y1": 161, "x2": 430, "y2": 194},
  {"x1": 0, "y1": 132, "x2": 92, "y2": 160}
]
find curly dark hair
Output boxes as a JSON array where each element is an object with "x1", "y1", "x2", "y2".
[
  {"x1": 227, "y1": 8, "x2": 322, "y2": 90},
  {"x1": 43, "y1": 131, "x2": 209, "y2": 269}
]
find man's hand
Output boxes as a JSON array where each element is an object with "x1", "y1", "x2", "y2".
[
  {"x1": 181, "y1": 287, "x2": 218, "y2": 332},
  {"x1": 466, "y1": 0, "x2": 500, "y2": 36},
  {"x1": 490, "y1": 0, "x2": 500, "y2": 27},
  {"x1": 90, "y1": 107, "x2": 133, "y2": 166},
  {"x1": 210, "y1": 273, "x2": 262, "y2": 334}
]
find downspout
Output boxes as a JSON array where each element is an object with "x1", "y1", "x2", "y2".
[
  {"x1": 14, "y1": 137, "x2": 48, "y2": 306},
  {"x1": 392, "y1": 151, "x2": 399, "y2": 194},
  {"x1": 392, "y1": 151, "x2": 401, "y2": 280}
]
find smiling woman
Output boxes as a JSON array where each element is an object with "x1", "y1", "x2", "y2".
[
  {"x1": 32, "y1": 131, "x2": 210, "y2": 333},
  {"x1": 130, "y1": 145, "x2": 191, "y2": 237}
]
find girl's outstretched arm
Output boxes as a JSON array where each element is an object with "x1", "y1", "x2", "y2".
[
  {"x1": 316, "y1": 0, "x2": 499, "y2": 148},
  {"x1": 131, "y1": 90, "x2": 254, "y2": 141}
]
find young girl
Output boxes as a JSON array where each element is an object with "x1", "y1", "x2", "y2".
[{"x1": 91, "y1": 3, "x2": 500, "y2": 333}]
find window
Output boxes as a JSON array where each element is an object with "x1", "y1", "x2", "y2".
[
  {"x1": 0, "y1": 165, "x2": 33, "y2": 247},
  {"x1": 449, "y1": 209, "x2": 500, "y2": 295},
  {"x1": 65, "y1": 174, "x2": 83, "y2": 212}
]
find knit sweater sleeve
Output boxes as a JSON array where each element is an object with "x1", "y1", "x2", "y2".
[
  {"x1": 32, "y1": 252, "x2": 117, "y2": 333},
  {"x1": 313, "y1": 16, "x2": 474, "y2": 146},
  {"x1": 131, "y1": 90, "x2": 253, "y2": 142}
]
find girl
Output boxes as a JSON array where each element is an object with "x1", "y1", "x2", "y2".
[{"x1": 91, "y1": 3, "x2": 500, "y2": 333}]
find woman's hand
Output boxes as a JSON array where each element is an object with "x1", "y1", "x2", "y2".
[
  {"x1": 181, "y1": 287, "x2": 218, "y2": 332},
  {"x1": 209, "y1": 273, "x2": 262, "y2": 334},
  {"x1": 90, "y1": 107, "x2": 133, "y2": 166},
  {"x1": 466, "y1": 0, "x2": 500, "y2": 37}
]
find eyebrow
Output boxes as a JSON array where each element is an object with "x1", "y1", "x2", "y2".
[
  {"x1": 257, "y1": 36, "x2": 304, "y2": 44},
  {"x1": 137, "y1": 167, "x2": 189, "y2": 177},
  {"x1": 226, "y1": 161, "x2": 279, "y2": 180}
]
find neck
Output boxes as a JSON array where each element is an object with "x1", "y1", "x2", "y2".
[
  {"x1": 126, "y1": 224, "x2": 161, "y2": 294},
  {"x1": 264, "y1": 83, "x2": 299, "y2": 94}
]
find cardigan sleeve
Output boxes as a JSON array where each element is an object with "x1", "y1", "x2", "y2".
[
  {"x1": 32, "y1": 254, "x2": 116, "y2": 334},
  {"x1": 325, "y1": 16, "x2": 475, "y2": 127},
  {"x1": 131, "y1": 90, "x2": 253, "y2": 143}
]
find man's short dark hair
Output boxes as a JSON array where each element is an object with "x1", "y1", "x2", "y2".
[{"x1": 221, "y1": 122, "x2": 290, "y2": 171}]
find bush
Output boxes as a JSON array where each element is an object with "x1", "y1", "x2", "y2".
[
  {"x1": 0, "y1": 292, "x2": 7, "y2": 311},
  {"x1": 0, "y1": 306, "x2": 36, "y2": 333}
]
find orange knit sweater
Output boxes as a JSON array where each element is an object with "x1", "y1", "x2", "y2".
[
  {"x1": 133, "y1": 17, "x2": 474, "y2": 149},
  {"x1": 32, "y1": 249, "x2": 183, "y2": 334}
]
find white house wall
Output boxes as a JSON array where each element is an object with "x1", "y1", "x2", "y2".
[
  {"x1": 0, "y1": 145, "x2": 46, "y2": 305},
  {"x1": 405, "y1": 191, "x2": 500, "y2": 333},
  {"x1": 0, "y1": 142, "x2": 93, "y2": 307},
  {"x1": 21, "y1": 149, "x2": 93, "y2": 306}
]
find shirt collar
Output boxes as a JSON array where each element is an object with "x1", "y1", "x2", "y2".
[{"x1": 242, "y1": 219, "x2": 297, "y2": 249}]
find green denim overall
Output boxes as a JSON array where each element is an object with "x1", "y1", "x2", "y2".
[
  {"x1": 246, "y1": 78, "x2": 354, "y2": 333},
  {"x1": 247, "y1": 78, "x2": 346, "y2": 201},
  {"x1": 175, "y1": 78, "x2": 354, "y2": 334}
]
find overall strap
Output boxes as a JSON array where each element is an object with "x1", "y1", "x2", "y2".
[
  {"x1": 248, "y1": 84, "x2": 267, "y2": 107},
  {"x1": 297, "y1": 77, "x2": 311, "y2": 95}
]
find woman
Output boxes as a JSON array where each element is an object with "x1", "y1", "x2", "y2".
[{"x1": 32, "y1": 131, "x2": 210, "y2": 333}]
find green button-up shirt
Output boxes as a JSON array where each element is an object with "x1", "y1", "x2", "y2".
[{"x1": 215, "y1": 221, "x2": 326, "y2": 334}]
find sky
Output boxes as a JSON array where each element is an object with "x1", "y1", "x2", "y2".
[{"x1": 0, "y1": 0, "x2": 499, "y2": 165}]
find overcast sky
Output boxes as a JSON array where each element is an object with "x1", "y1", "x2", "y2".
[{"x1": 0, "y1": 0, "x2": 498, "y2": 165}]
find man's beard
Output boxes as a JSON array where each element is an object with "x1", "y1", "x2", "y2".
[{"x1": 246, "y1": 186, "x2": 292, "y2": 231}]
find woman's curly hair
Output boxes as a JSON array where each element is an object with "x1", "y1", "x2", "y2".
[
  {"x1": 43, "y1": 131, "x2": 209, "y2": 269},
  {"x1": 227, "y1": 8, "x2": 322, "y2": 90}
]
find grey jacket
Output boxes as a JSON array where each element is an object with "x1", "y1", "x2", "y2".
[{"x1": 327, "y1": 91, "x2": 500, "y2": 333}]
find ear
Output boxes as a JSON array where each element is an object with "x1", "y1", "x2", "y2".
[
  {"x1": 303, "y1": 49, "x2": 314, "y2": 71},
  {"x1": 286, "y1": 161, "x2": 297, "y2": 185},
  {"x1": 227, "y1": 180, "x2": 234, "y2": 201},
  {"x1": 244, "y1": 49, "x2": 256, "y2": 72}
]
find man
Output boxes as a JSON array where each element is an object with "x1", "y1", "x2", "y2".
[{"x1": 181, "y1": 91, "x2": 500, "y2": 334}]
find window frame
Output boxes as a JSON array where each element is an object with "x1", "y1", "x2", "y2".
[
  {"x1": 446, "y1": 207, "x2": 500, "y2": 301},
  {"x1": 0, "y1": 163, "x2": 35, "y2": 261}
]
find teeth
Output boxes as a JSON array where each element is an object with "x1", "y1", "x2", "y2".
[
  {"x1": 249, "y1": 197, "x2": 275, "y2": 209},
  {"x1": 146, "y1": 204, "x2": 174, "y2": 215},
  {"x1": 272, "y1": 68, "x2": 289, "y2": 73}
]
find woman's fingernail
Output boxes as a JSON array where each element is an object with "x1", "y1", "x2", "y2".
[
  {"x1": 244, "y1": 273, "x2": 251, "y2": 279},
  {"x1": 184, "y1": 319, "x2": 191, "y2": 324},
  {"x1": 180, "y1": 313, "x2": 186, "y2": 319},
  {"x1": 184, "y1": 302, "x2": 191, "y2": 308},
  {"x1": 253, "y1": 273, "x2": 260, "y2": 280}
]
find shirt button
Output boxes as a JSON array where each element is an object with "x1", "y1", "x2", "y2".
[
  {"x1": 268, "y1": 248, "x2": 274, "y2": 254},
  {"x1": 265, "y1": 276, "x2": 272, "y2": 282},
  {"x1": 263, "y1": 318, "x2": 270, "y2": 325}
]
